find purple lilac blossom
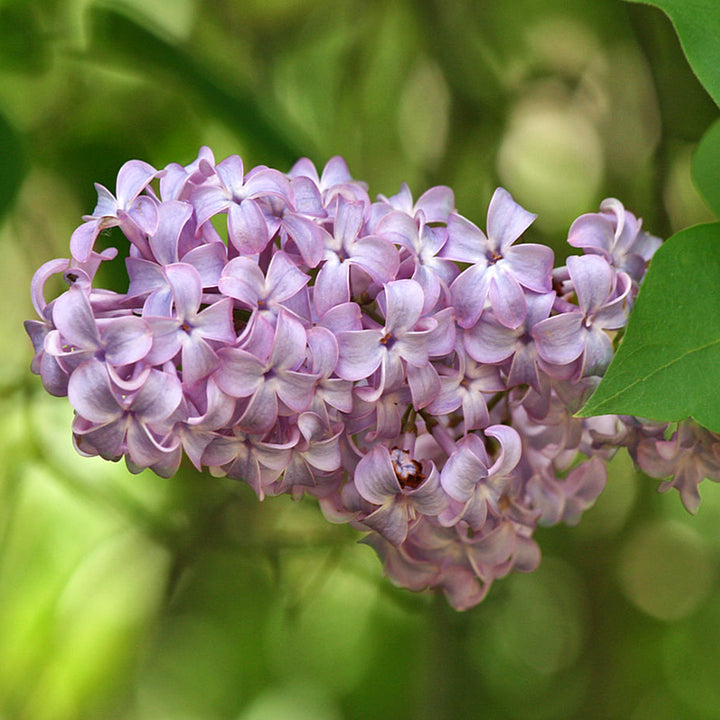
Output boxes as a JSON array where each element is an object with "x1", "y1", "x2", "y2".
[{"x1": 28, "y1": 147, "x2": 707, "y2": 610}]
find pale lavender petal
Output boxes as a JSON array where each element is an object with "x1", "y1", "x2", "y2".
[
  {"x1": 443, "y1": 213, "x2": 487, "y2": 264},
  {"x1": 317, "y1": 378, "x2": 353, "y2": 414},
  {"x1": 461, "y1": 387, "x2": 490, "y2": 431},
  {"x1": 568, "y1": 213, "x2": 615, "y2": 254},
  {"x1": 451, "y1": 264, "x2": 491, "y2": 328},
  {"x1": 426, "y1": 374, "x2": 463, "y2": 416},
  {"x1": 485, "y1": 424, "x2": 522, "y2": 477},
  {"x1": 52, "y1": 288, "x2": 100, "y2": 349},
  {"x1": 101, "y1": 316, "x2": 153, "y2": 365},
  {"x1": 186, "y1": 376, "x2": 236, "y2": 429},
  {"x1": 243, "y1": 167, "x2": 291, "y2": 200},
  {"x1": 561, "y1": 457, "x2": 607, "y2": 525},
  {"x1": 147, "y1": 200, "x2": 193, "y2": 265},
  {"x1": 265, "y1": 251, "x2": 310, "y2": 302},
  {"x1": 580, "y1": 329, "x2": 613, "y2": 377},
  {"x1": 130, "y1": 424, "x2": 181, "y2": 476},
  {"x1": 38, "y1": 341, "x2": 70, "y2": 396},
  {"x1": 321, "y1": 156, "x2": 354, "y2": 186},
  {"x1": 68, "y1": 359, "x2": 122, "y2": 423},
  {"x1": 464, "y1": 318, "x2": 517, "y2": 364},
  {"x1": 75, "y1": 418, "x2": 126, "y2": 460},
  {"x1": 532, "y1": 313, "x2": 585, "y2": 365},
  {"x1": 567, "y1": 254, "x2": 613, "y2": 315},
  {"x1": 131, "y1": 369, "x2": 183, "y2": 422},
  {"x1": 355, "y1": 446, "x2": 401, "y2": 504},
  {"x1": 415, "y1": 185, "x2": 455, "y2": 223},
  {"x1": 70, "y1": 220, "x2": 103, "y2": 263},
  {"x1": 335, "y1": 329, "x2": 383, "y2": 381},
  {"x1": 115, "y1": 160, "x2": 158, "y2": 208},
  {"x1": 228, "y1": 199, "x2": 269, "y2": 254},
  {"x1": 407, "y1": 465, "x2": 448, "y2": 515},
  {"x1": 486, "y1": 187, "x2": 536, "y2": 250},
  {"x1": 126, "y1": 196, "x2": 159, "y2": 237},
  {"x1": 31, "y1": 258, "x2": 69, "y2": 316},
  {"x1": 219, "y1": 257, "x2": 264, "y2": 307},
  {"x1": 426, "y1": 307, "x2": 456, "y2": 357},
  {"x1": 181, "y1": 336, "x2": 220, "y2": 387},
  {"x1": 312, "y1": 261, "x2": 351, "y2": 317},
  {"x1": 488, "y1": 268, "x2": 527, "y2": 329},
  {"x1": 376, "y1": 210, "x2": 418, "y2": 252},
  {"x1": 467, "y1": 522, "x2": 516, "y2": 568},
  {"x1": 282, "y1": 213, "x2": 326, "y2": 268},
  {"x1": 395, "y1": 329, "x2": 430, "y2": 367},
  {"x1": 144, "y1": 317, "x2": 181, "y2": 365},
  {"x1": 126, "y1": 257, "x2": 165, "y2": 298},
  {"x1": 92, "y1": 183, "x2": 118, "y2": 217},
  {"x1": 237, "y1": 382, "x2": 279, "y2": 435},
  {"x1": 306, "y1": 326, "x2": 339, "y2": 377},
  {"x1": 441, "y1": 443, "x2": 488, "y2": 502},
  {"x1": 505, "y1": 243, "x2": 554, "y2": 292},
  {"x1": 406, "y1": 361, "x2": 440, "y2": 409},
  {"x1": 182, "y1": 242, "x2": 227, "y2": 287},
  {"x1": 214, "y1": 154, "x2": 244, "y2": 198},
  {"x1": 318, "y1": 302, "x2": 362, "y2": 335},
  {"x1": 289, "y1": 175, "x2": 324, "y2": 216},
  {"x1": 193, "y1": 297, "x2": 236, "y2": 343},
  {"x1": 349, "y1": 236, "x2": 399, "y2": 284},
  {"x1": 383, "y1": 279, "x2": 424, "y2": 336},
  {"x1": 269, "y1": 311, "x2": 307, "y2": 371},
  {"x1": 275, "y1": 369, "x2": 316, "y2": 412},
  {"x1": 412, "y1": 264, "x2": 441, "y2": 313},
  {"x1": 215, "y1": 348, "x2": 266, "y2": 397},
  {"x1": 191, "y1": 185, "x2": 231, "y2": 226},
  {"x1": 506, "y1": 343, "x2": 541, "y2": 390},
  {"x1": 363, "y1": 501, "x2": 409, "y2": 546},
  {"x1": 164, "y1": 263, "x2": 202, "y2": 320},
  {"x1": 334, "y1": 198, "x2": 364, "y2": 245}
]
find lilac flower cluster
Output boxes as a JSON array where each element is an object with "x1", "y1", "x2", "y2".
[{"x1": 24, "y1": 149, "x2": 716, "y2": 609}]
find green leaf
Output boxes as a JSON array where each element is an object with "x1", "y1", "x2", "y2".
[
  {"x1": 578, "y1": 223, "x2": 720, "y2": 432},
  {"x1": 627, "y1": 0, "x2": 720, "y2": 107},
  {"x1": 692, "y1": 117, "x2": 720, "y2": 217}
]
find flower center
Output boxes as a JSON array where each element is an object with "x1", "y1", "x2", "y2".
[{"x1": 390, "y1": 447, "x2": 424, "y2": 489}]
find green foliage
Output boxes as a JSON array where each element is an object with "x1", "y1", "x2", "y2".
[
  {"x1": 627, "y1": 0, "x2": 720, "y2": 108},
  {"x1": 580, "y1": 223, "x2": 720, "y2": 430},
  {"x1": 692, "y1": 117, "x2": 720, "y2": 217}
]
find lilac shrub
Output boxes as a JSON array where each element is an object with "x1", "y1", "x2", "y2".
[{"x1": 24, "y1": 148, "x2": 720, "y2": 609}]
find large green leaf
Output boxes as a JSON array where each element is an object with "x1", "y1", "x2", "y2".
[
  {"x1": 578, "y1": 223, "x2": 720, "y2": 431},
  {"x1": 627, "y1": 0, "x2": 720, "y2": 107},
  {"x1": 692, "y1": 117, "x2": 720, "y2": 217}
]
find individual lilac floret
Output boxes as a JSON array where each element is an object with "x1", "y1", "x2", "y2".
[
  {"x1": 533, "y1": 255, "x2": 631, "y2": 378},
  {"x1": 354, "y1": 445, "x2": 447, "y2": 545},
  {"x1": 464, "y1": 290, "x2": 556, "y2": 391},
  {"x1": 444, "y1": 187, "x2": 553, "y2": 328},
  {"x1": 70, "y1": 160, "x2": 160, "y2": 263},
  {"x1": 440, "y1": 425, "x2": 522, "y2": 528},
  {"x1": 568, "y1": 197, "x2": 661, "y2": 294},
  {"x1": 69, "y1": 358, "x2": 183, "y2": 476},
  {"x1": 192, "y1": 154, "x2": 291, "y2": 254},
  {"x1": 635, "y1": 420, "x2": 720, "y2": 514},
  {"x1": 335, "y1": 279, "x2": 440, "y2": 407},
  {"x1": 143, "y1": 263, "x2": 236, "y2": 387}
]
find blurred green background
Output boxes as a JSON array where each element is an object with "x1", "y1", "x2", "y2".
[{"x1": 2, "y1": 1, "x2": 720, "y2": 718}]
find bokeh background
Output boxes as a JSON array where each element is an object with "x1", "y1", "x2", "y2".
[{"x1": 2, "y1": 1, "x2": 720, "y2": 718}]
